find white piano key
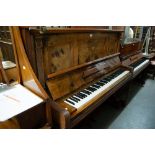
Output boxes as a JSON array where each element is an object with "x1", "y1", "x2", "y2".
[
  {"x1": 84, "y1": 89, "x2": 92, "y2": 93},
  {"x1": 65, "y1": 98, "x2": 77, "y2": 105},
  {"x1": 64, "y1": 70, "x2": 130, "y2": 109},
  {"x1": 80, "y1": 92, "x2": 88, "y2": 96},
  {"x1": 73, "y1": 95, "x2": 82, "y2": 101},
  {"x1": 134, "y1": 59, "x2": 149, "y2": 73}
]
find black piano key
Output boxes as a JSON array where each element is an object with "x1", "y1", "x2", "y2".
[
  {"x1": 74, "y1": 94, "x2": 83, "y2": 99},
  {"x1": 105, "y1": 78, "x2": 111, "y2": 82},
  {"x1": 89, "y1": 86, "x2": 97, "y2": 91},
  {"x1": 108, "y1": 75, "x2": 114, "y2": 78},
  {"x1": 75, "y1": 93, "x2": 84, "y2": 99},
  {"x1": 92, "y1": 84, "x2": 100, "y2": 89},
  {"x1": 129, "y1": 58, "x2": 146, "y2": 68},
  {"x1": 100, "y1": 80, "x2": 108, "y2": 83},
  {"x1": 85, "y1": 88, "x2": 93, "y2": 93},
  {"x1": 91, "y1": 85, "x2": 97, "y2": 89},
  {"x1": 66, "y1": 99, "x2": 75, "y2": 105},
  {"x1": 72, "y1": 96, "x2": 81, "y2": 101},
  {"x1": 75, "y1": 92, "x2": 86, "y2": 98},
  {"x1": 69, "y1": 97, "x2": 78, "y2": 103},
  {"x1": 86, "y1": 89, "x2": 93, "y2": 93},
  {"x1": 79, "y1": 92, "x2": 87, "y2": 97},
  {"x1": 81, "y1": 90, "x2": 91, "y2": 95},
  {"x1": 90, "y1": 86, "x2": 97, "y2": 90},
  {"x1": 64, "y1": 67, "x2": 129, "y2": 106},
  {"x1": 99, "y1": 81, "x2": 106, "y2": 85},
  {"x1": 85, "y1": 89, "x2": 92, "y2": 94},
  {"x1": 86, "y1": 87, "x2": 94, "y2": 92},
  {"x1": 70, "y1": 96, "x2": 80, "y2": 102},
  {"x1": 108, "y1": 76, "x2": 114, "y2": 81},
  {"x1": 119, "y1": 69, "x2": 124, "y2": 73},
  {"x1": 94, "y1": 84, "x2": 101, "y2": 88},
  {"x1": 105, "y1": 77, "x2": 112, "y2": 81},
  {"x1": 96, "y1": 82, "x2": 104, "y2": 86}
]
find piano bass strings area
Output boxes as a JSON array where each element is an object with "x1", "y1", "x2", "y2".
[{"x1": 19, "y1": 27, "x2": 133, "y2": 128}]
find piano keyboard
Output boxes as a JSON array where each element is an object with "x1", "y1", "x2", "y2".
[
  {"x1": 64, "y1": 69, "x2": 130, "y2": 109},
  {"x1": 130, "y1": 58, "x2": 149, "y2": 73}
]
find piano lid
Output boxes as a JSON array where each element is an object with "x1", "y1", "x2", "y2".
[{"x1": 28, "y1": 27, "x2": 124, "y2": 35}]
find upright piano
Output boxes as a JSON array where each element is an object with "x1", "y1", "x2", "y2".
[
  {"x1": 19, "y1": 27, "x2": 132, "y2": 128},
  {"x1": 120, "y1": 41, "x2": 150, "y2": 78}
]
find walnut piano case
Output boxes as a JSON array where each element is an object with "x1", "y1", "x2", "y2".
[{"x1": 20, "y1": 27, "x2": 132, "y2": 128}]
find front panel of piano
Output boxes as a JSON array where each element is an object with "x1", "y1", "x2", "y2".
[{"x1": 43, "y1": 32, "x2": 120, "y2": 75}]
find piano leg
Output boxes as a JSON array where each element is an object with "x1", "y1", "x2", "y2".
[
  {"x1": 148, "y1": 62, "x2": 155, "y2": 80},
  {"x1": 50, "y1": 102, "x2": 71, "y2": 129},
  {"x1": 110, "y1": 82, "x2": 130, "y2": 108},
  {"x1": 0, "y1": 118, "x2": 20, "y2": 129},
  {"x1": 135, "y1": 69, "x2": 148, "y2": 86}
]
